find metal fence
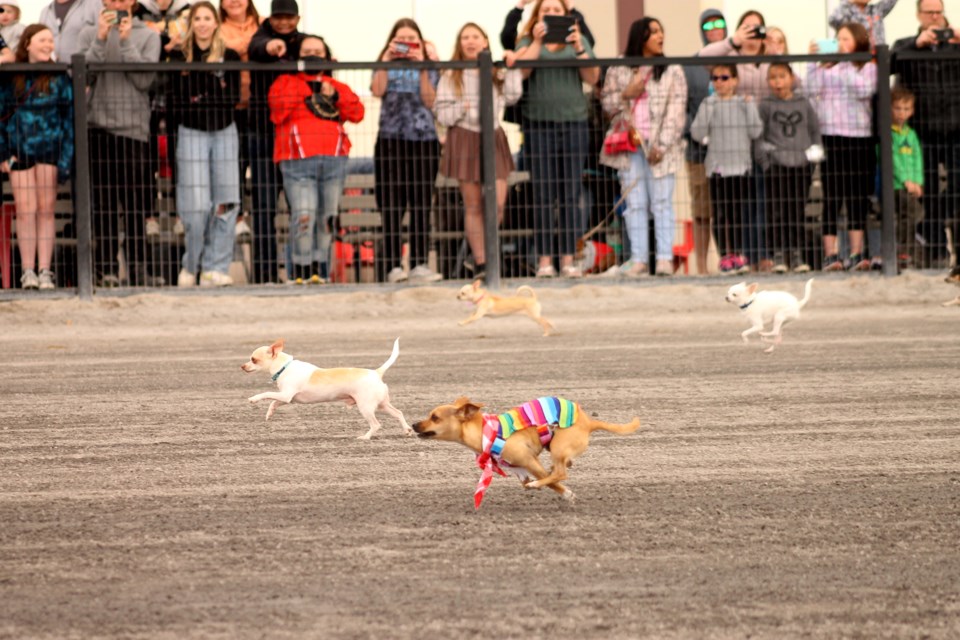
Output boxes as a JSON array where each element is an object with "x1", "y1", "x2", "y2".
[{"x1": 0, "y1": 46, "x2": 955, "y2": 298}]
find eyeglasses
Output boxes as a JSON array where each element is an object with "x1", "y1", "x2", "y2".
[
  {"x1": 919, "y1": 10, "x2": 944, "y2": 16},
  {"x1": 702, "y1": 18, "x2": 726, "y2": 31},
  {"x1": 711, "y1": 74, "x2": 732, "y2": 81}
]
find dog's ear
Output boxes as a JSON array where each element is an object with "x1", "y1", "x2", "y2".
[
  {"x1": 456, "y1": 402, "x2": 483, "y2": 421},
  {"x1": 269, "y1": 339, "x2": 284, "y2": 356},
  {"x1": 747, "y1": 283, "x2": 759, "y2": 295}
]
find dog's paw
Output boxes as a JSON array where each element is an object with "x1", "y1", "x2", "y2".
[
  {"x1": 402, "y1": 428, "x2": 415, "y2": 437},
  {"x1": 561, "y1": 489, "x2": 576, "y2": 501},
  {"x1": 357, "y1": 434, "x2": 373, "y2": 441},
  {"x1": 763, "y1": 346, "x2": 776, "y2": 354},
  {"x1": 248, "y1": 396, "x2": 259, "y2": 404}
]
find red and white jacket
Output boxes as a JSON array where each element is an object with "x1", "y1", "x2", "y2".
[{"x1": 268, "y1": 72, "x2": 365, "y2": 163}]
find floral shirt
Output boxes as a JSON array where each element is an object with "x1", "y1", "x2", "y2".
[
  {"x1": 828, "y1": 0, "x2": 900, "y2": 48},
  {"x1": 377, "y1": 68, "x2": 439, "y2": 142}
]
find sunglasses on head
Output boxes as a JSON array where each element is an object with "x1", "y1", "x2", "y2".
[
  {"x1": 702, "y1": 18, "x2": 726, "y2": 31},
  {"x1": 711, "y1": 74, "x2": 732, "y2": 81}
]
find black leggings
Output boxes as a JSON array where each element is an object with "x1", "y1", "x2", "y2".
[
  {"x1": 820, "y1": 135, "x2": 874, "y2": 236},
  {"x1": 373, "y1": 136, "x2": 440, "y2": 281},
  {"x1": 765, "y1": 163, "x2": 812, "y2": 258},
  {"x1": 709, "y1": 174, "x2": 749, "y2": 257}
]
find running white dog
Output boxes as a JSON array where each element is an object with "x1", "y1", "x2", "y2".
[
  {"x1": 725, "y1": 279, "x2": 813, "y2": 353},
  {"x1": 241, "y1": 338, "x2": 412, "y2": 439}
]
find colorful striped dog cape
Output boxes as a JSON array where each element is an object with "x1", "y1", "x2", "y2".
[{"x1": 474, "y1": 397, "x2": 579, "y2": 509}]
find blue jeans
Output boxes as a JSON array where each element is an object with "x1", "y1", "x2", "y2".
[
  {"x1": 619, "y1": 150, "x2": 676, "y2": 263},
  {"x1": 176, "y1": 124, "x2": 240, "y2": 275},
  {"x1": 526, "y1": 120, "x2": 589, "y2": 259},
  {"x1": 280, "y1": 155, "x2": 347, "y2": 269}
]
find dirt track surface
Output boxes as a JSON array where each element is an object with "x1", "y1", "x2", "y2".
[{"x1": 1, "y1": 274, "x2": 959, "y2": 639}]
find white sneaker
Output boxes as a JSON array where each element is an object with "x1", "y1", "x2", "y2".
[
  {"x1": 145, "y1": 218, "x2": 161, "y2": 240},
  {"x1": 178, "y1": 269, "x2": 197, "y2": 287},
  {"x1": 38, "y1": 269, "x2": 56, "y2": 290},
  {"x1": 408, "y1": 264, "x2": 442, "y2": 283},
  {"x1": 235, "y1": 218, "x2": 252, "y2": 242},
  {"x1": 199, "y1": 271, "x2": 233, "y2": 287},
  {"x1": 387, "y1": 266, "x2": 408, "y2": 283},
  {"x1": 20, "y1": 269, "x2": 39, "y2": 290}
]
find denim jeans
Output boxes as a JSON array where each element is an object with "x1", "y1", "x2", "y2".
[
  {"x1": 176, "y1": 123, "x2": 240, "y2": 275},
  {"x1": 526, "y1": 120, "x2": 589, "y2": 259},
  {"x1": 619, "y1": 150, "x2": 676, "y2": 263},
  {"x1": 280, "y1": 155, "x2": 347, "y2": 269}
]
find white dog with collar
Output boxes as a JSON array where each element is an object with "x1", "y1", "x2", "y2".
[{"x1": 725, "y1": 279, "x2": 813, "y2": 353}]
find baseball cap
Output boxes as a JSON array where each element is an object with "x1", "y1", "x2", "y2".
[{"x1": 270, "y1": 0, "x2": 298, "y2": 17}]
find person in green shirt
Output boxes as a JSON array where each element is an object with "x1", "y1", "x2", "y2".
[
  {"x1": 512, "y1": 0, "x2": 599, "y2": 278},
  {"x1": 890, "y1": 85, "x2": 925, "y2": 268}
]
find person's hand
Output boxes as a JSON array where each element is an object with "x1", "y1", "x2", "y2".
[
  {"x1": 731, "y1": 21, "x2": 755, "y2": 48},
  {"x1": 808, "y1": 40, "x2": 820, "y2": 54},
  {"x1": 532, "y1": 20, "x2": 547, "y2": 43},
  {"x1": 915, "y1": 27, "x2": 938, "y2": 49},
  {"x1": 165, "y1": 30, "x2": 183, "y2": 52},
  {"x1": 97, "y1": 10, "x2": 114, "y2": 40},
  {"x1": 503, "y1": 50, "x2": 518, "y2": 67},
  {"x1": 408, "y1": 42, "x2": 425, "y2": 62},
  {"x1": 905, "y1": 181, "x2": 923, "y2": 197},
  {"x1": 146, "y1": 21, "x2": 164, "y2": 34},
  {"x1": 320, "y1": 80, "x2": 336, "y2": 97},
  {"x1": 266, "y1": 38, "x2": 287, "y2": 58},
  {"x1": 424, "y1": 40, "x2": 439, "y2": 61},
  {"x1": 117, "y1": 15, "x2": 133, "y2": 40},
  {"x1": 567, "y1": 22, "x2": 582, "y2": 50},
  {"x1": 0, "y1": 160, "x2": 10, "y2": 173},
  {"x1": 647, "y1": 146, "x2": 663, "y2": 165},
  {"x1": 623, "y1": 67, "x2": 648, "y2": 99},
  {"x1": 516, "y1": 0, "x2": 534, "y2": 8}
]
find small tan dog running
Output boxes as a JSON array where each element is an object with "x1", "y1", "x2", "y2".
[
  {"x1": 241, "y1": 338, "x2": 412, "y2": 440},
  {"x1": 413, "y1": 396, "x2": 640, "y2": 506},
  {"x1": 457, "y1": 280, "x2": 555, "y2": 336}
]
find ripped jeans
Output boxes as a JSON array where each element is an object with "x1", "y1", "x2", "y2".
[
  {"x1": 279, "y1": 155, "x2": 347, "y2": 269},
  {"x1": 176, "y1": 123, "x2": 240, "y2": 275}
]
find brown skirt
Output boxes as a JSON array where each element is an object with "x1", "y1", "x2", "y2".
[{"x1": 440, "y1": 126, "x2": 515, "y2": 183}]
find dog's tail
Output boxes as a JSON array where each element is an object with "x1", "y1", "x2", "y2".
[
  {"x1": 798, "y1": 278, "x2": 814, "y2": 309},
  {"x1": 516, "y1": 285, "x2": 537, "y2": 299},
  {"x1": 377, "y1": 338, "x2": 401, "y2": 377},
  {"x1": 586, "y1": 416, "x2": 641, "y2": 436}
]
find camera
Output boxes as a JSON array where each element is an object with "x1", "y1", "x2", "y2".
[
  {"x1": 749, "y1": 25, "x2": 766, "y2": 40},
  {"x1": 934, "y1": 28, "x2": 954, "y2": 44}
]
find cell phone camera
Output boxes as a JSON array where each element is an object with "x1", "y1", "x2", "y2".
[
  {"x1": 750, "y1": 25, "x2": 767, "y2": 40},
  {"x1": 394, "y1": 42, "x2": 411, "y2": 55},
  {"x1": 935, "y1": 28, "x2": 954, "y2": 43}
]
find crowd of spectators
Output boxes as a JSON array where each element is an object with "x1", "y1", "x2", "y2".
[{"x1": 0, "y1": 0, "x2": 957, "y2": 290}]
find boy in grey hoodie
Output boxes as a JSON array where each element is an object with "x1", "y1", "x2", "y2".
[
  {"x1": 757, "y1": 62, "x2": 823, "y2": 273},
  {"x1": 76, "y1": 0, "x2": 161, "y2": 286},
  {"x1": 690, "y1": 62, "x2": 763, "y2": 274}
]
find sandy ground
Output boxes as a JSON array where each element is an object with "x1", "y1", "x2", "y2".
[{"x1": 1, "y1": 273, "x2": 959, "y2": 639}]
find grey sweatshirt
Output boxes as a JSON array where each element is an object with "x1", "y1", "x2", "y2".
[
  {"x1": 39, "y1": 0, "x2": 102, "y2": 62},
  {"x1": 690, "y1": 94, "x2": 763, "y2": 177},
  {"x1": 756, "y1": 92, "x2": 822, "y2": 169},
  {"x1": 76, "y1": 18, "x2": 160, "y2": 142}
]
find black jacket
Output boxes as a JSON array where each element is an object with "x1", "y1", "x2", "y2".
[
  {"x1": 892, "y1": 33, "x2": 960, "y2": 136},
  {"x1": 167, "y1": 45, "x2": 242, "y2": 132},
  {"x1": 247, "y1": 21, "x2": 305, "y2": 118}
]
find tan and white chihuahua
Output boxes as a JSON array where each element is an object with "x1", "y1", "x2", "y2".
[
  {"x1": 725, "y1": 278, "x2": 813, "y2": 353},
  {"x1": 457, "y1": 280, "x2": 555, "y2": 336},
  {"x1": 241, "y1": 338, "x2": 412, "y2": 440}
]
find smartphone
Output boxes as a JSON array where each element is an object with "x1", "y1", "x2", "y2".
[
  {"x1": 816, "y1": 38, "x2": 839, "y2": 54},
  {"x1": 749, "y1": 25, "x2": 766, "y2": 40},
  {"x1": 393, "y1": 41, "x2": 420, "y2": 56},
  {"x1": 543, "y1": 15, "x2": 576, "y2": 45},
  {"x1": 116, "y1": 9, "x2": 129, "y2": 20}
]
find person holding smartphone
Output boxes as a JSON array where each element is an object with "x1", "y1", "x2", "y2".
[
  {"x1": 512, "y1": 0, "x2": 599, "y2": 279},
  {"x1": 77, "y1": 0, "x2": 162, "y2": 287},
  {"x1": 370, "y1": 18, "x2": 443, "y2": 284}
]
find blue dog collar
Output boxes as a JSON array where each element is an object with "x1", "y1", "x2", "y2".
[{"x1": 271, "y1": 362, "x2": 291, "y2": 382}]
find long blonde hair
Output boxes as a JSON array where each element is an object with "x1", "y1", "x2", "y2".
[
  {"x1": 182, "y1": 1, "x2": 226, "y2": 62},
  {"x1": 517, "y1": 0, "x2": 569, "y2": 45},
  {"x1": 446, "y1": 22, "x2": 504, "y2": 98}
]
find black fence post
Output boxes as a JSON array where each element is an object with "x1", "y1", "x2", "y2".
[
  {"x1": 71, "y1": 54, "x2": 94, "y2": 299},
  {"x1": 876, "y1": 45, "x2": 897, "y2": 277},
  {"x1": 478, "y1": 51, "x2": 500, "y2": 288}
]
